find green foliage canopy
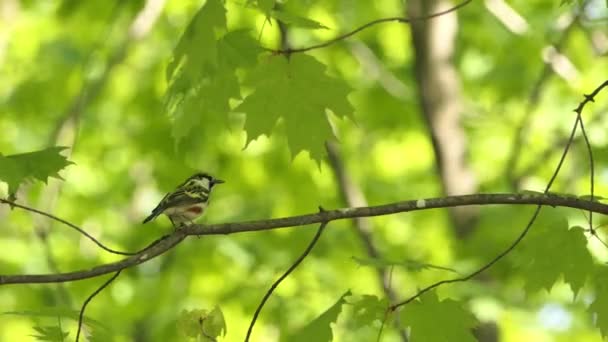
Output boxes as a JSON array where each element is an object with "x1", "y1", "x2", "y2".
[{"x1": 1, "y1": 0, "x2": 608, "y2": 341}]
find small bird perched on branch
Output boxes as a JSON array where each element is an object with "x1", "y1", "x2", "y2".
[{"x1": 142, "y1": 172, "x2": 225, "y2": 228}]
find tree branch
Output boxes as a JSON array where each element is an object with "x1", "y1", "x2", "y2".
[
  {"x1": 0, "y1": 232, "x2": 184, "y2": 285},
  {"x1": 266, "y1": 0, "x2": 472, "y2": 55},
  {"x1": 2, "y1": 193, "x2": 608, "y2": 285}
]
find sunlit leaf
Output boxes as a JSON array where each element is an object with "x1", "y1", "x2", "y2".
[
  {"x1": 287, "y1": 290, "x2": 351, "y2": 342},
  {"x1": 165, "y1": 1, "x2": 262, "y2": 153},
  {"x1": 589, "y1": 266, "x2": 608, "y2": 339},
  {"x1": 0, "y1": 147, "x2": 73, "y2": 196},
  {"x1": 3, "y1": 309, "x2": 107, "y2": 331},
  {"x1": 257, "y1": 0, "x2": 275, "y2": 14},
  {"x1": 401, "y1": 291, "x2": 477, "y2": 342},
  {"x1": 270, "y1": 10, "x2": 328, "y2": 29},
  {"x1": 237, "y1": 54, "x2": 353, "y2": 162},
  {"x1": 176, "y1": 307, "x2": 226, "y2": 341},
  {"x1": 30, "y1": 325, "x2": 69, "y2": 342},
  {"x1": 517, "y1": 209, "x2": 593, "y2": 295},
  {"x1": 204, "y1": 306, "x2": 227, "y2": 339},
  {"x1": 347, "y1": 294, "x2": 388, "y2": 327},
  {"x1": 166, "y1": 0, "x2": 226, "y2": 82},
  {"x1": 217, "y1": 29, "x2": 262, "y2": 69}
]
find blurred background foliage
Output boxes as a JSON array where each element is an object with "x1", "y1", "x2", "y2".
[{"x1": 1, "y1": 0, "x2": 608, "y2": 341}]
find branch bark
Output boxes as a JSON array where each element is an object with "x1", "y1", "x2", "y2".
[{"x1": 1, "y1": 192, "x2": 607, "y2": 285}]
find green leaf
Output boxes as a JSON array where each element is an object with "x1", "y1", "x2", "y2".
[
  {"x1": 237, "y1": 54, "x2": 354, "y2": 162},
  {"x1": 3, "y1": 309, "x2": 107, "y2": 331},
  {"x1": 170, "y1": 70, "x2": 241, "y2": 149},
  {"x1": 256, "y1": 0, "x2": 275, "y2": 14},
  {"x1": 0, "y1": 147, "x2": 73, "y2": 196},
  {"x1": 517, "y1": 209, "x2": 594, "y2": 295},
  {"x1": 204, "y1": 306, "x2": 227, "y2": 339},
  {"x1": 217, "y1": 29, "x2": 263, "y2": 69},
  {"x1": 177, "y1": 307, "x2": 226, "y2": 340},
  {"x1": 165, "y1": 0, "x2": 226, "y2": 111},
  {"x1": 352, "y1": 256, "x2": 459, "y2": 274},
  {"x1": 401, "y1": 291, "x2": 477, "y2": 342},
  {"x1": 177, "y1": 309, "x2": 206, "y2": 338},
  {"x1": 31, "y1": 325, "x2": 69, "y2": 342},
  {"x1": 166, "y1": 2, "x2": 261, "y2": 153},
  {"x1": 270, "y1": 10, "x2": 328, "y2": 29},
  {"x1": 346, "y1": 294, "x2": 388, "y2": 327},
  {"x1": 589, "y1": 266, "x2": 608, "y2": 338},
  {"x1": 166, "y1": 0, "x2": 226, "y2": 82},
  {"x1": 5, "y1": 308, "x2": 111, "y2": 341},
  {"x1": 287, "y1": 290, "x2": 351, "y2": 342}
]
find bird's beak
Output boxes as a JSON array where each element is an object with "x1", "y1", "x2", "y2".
[{"x1": 212, "y1": 179, "x2": 225, "y2": 185}]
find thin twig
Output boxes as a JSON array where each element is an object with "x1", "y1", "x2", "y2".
[
  {"x1": 376, "y1": 308, "x2": 388, "y2": 342},
  {"x1": 266, "y1": 0, "x2": 472, "y2": 54},
  {"x1": 0, "y1": 198, "x2": 135, "y2": 256},
  {"x1": 244, "y1": 218, "x2": 328, "y2": 342},
  {"x1": 390, "y1": 80, "x2": 608, "y2": 310},
  {"x1": 515, "y1": 104, "x2": 608, "y2": 182},
  {"x1": 375, "y1": 265, "x2": 395, "y2": 342},
  {"x1": 75, "y1": 270, "x2": 122, "y2": 342},
  {"x1": 577, "y1": 102, "x2": 596, "y2": 233},
  {"x1": 390, "y1": 206, "x2": 543, "y2": 310},
  {"x1": 592, "y1": 233, "x2": 608, "y2": 249}
]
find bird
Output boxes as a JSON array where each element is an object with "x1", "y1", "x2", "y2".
[{"x1": 142, "y1": 172, "x2": 225, "y2": 228}]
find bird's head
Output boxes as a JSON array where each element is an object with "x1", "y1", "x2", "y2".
[{"x1": 186, "y1": 172, "x2": 225, "y2": 189}]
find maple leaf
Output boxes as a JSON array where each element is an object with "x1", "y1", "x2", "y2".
[
  {"x1": 347, "y1": 294, "x2": 388, "y2": 327},
  {"x1": 589, "y1": 266, "x2": 608, "y2": 339},
  {"x1": 30, "y1": 325, "x2": 69, "y2": 341},
  {"x1": 0, "y1": 147, "x2": 73, "y2": 196},
  {"x1": 287, "y1": 291, "x2": 350, "y2": 342},
  {"x1": 401, "y1": 291, "x2": 477, "y2": 342},
  {"x1": 166, "y1": 0, "x2": 226, "y2": 84},
  {"x1": 165, "y1": 0, "x2": 261, "y2": 152},
  {"x1": 236, "y1": 54, "x2": 354, "y2": 163},
  {"x1": 517, "y1": 208, "x2": 593, "y2": 295}
]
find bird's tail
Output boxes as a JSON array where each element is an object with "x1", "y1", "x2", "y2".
[{"x1": 142, "y1": 211, "x2": 160, "y2": 224}]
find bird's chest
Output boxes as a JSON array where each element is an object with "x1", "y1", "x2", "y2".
[{"x1": 165, "y1": 203, "x2": 207, "y2": 220}]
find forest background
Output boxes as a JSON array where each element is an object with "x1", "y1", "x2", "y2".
[{"x1": 1, "y1": 0, "x2": 608, "y2": 341}]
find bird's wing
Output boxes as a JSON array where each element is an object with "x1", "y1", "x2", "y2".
[
  {"x1": 142, "y1": 185, "x2": 210, "y2": 224},
  {"x1": 158, "y1": 185, "x2": 209, "y2": 210}
]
